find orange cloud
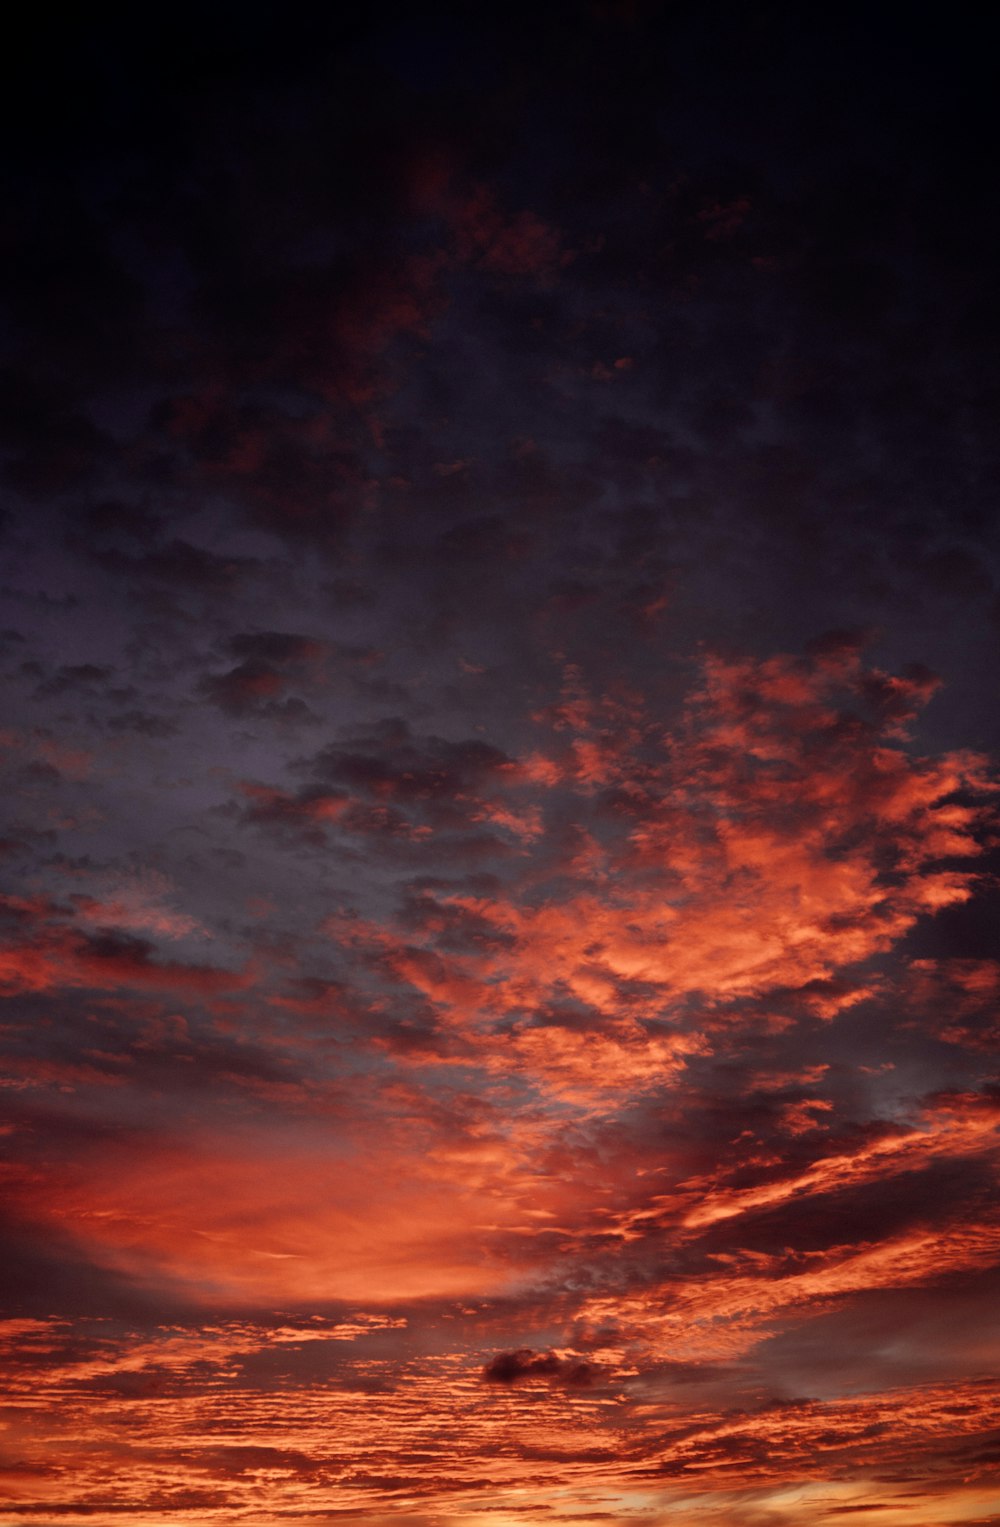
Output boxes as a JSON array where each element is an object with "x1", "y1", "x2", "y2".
[
  {"x1": 318, "y1": 650, "x2": 992, "y2": 1114},
  {"x1": 4, "y1": 647, "x2": 996, "y2": 1526}
]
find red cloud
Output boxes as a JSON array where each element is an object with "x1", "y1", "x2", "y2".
[
  {"x1": 320, "y1": 649, "x2": 992, "y2": 1110},
  {"x1": 4, "y1": 647, "x2": 996, "y2": 1525},
  {"x1": 0, "y1": 917, "x2": 245, "y2": 998},
  {"x1": 450, "y1": 186, "x2": 571, "y2": 279}
]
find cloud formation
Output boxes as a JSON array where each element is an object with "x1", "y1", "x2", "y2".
[{"x1": 1, "y1": 5, "x2": 998, "y2": 1525}]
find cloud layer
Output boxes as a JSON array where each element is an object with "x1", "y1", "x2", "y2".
[{"x1": 1, "y1": 5, "x2": 998, "y2": 1526}]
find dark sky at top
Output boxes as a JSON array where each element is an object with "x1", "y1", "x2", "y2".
[
  {"x1": 1, "y1": 6, "x2": 999, "y2": 1526},
  {"x1": 4, "y1": 4, "x2": 998, "y2": 720}
]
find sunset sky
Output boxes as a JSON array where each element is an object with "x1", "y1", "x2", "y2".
[{"x1": 2, "y1": 5, "x2": 999, "y2": 1526}]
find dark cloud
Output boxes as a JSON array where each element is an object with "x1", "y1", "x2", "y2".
[
  {"x1": 482, "y1": 1349, "x2": 598, "y2": 1387},
  {"x1": 308, "y1": 731, "x2": 511, "y2": 802},
  {"x1": 95, "y1": 538, "x2": 255, "y2": 593}
]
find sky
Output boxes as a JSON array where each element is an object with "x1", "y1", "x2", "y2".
[{"x1": 1, "y1": 4, "x2": 999, "y2": 1525}]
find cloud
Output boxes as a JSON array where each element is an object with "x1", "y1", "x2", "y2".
[
  {"x1": 482, "y1": 1347, "x2": 599, "y2": 1387},
  {"x1": 0, "y1": 919, "x2": 244, "y2": 997},
  {"x1": 300, "y1": 648, "x2": 993, "y2": 1113},
  {"x1": 1, "y1": 5, "x2": 998, "y2": 1514},
  {"x1": 71, "y1": 868, "x2": 202, "y2": 941},
  {"x1": 450, "y1": 187, "x2": 571, "y2": 280},
  {"x1": 196, "y1": 630, "x2": 328, "y2": 718}
]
